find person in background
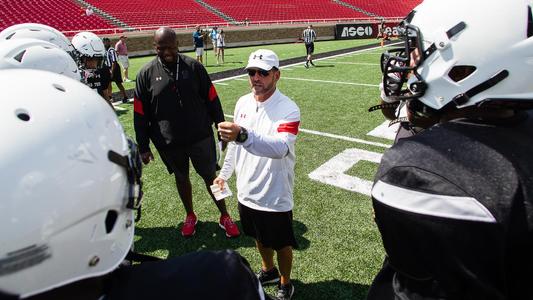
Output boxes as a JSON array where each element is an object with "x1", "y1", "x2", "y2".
[
  {"x1": 367, "y1": 0, "x2": 533, "y2": 299},
  {"x1": 103, "y1": 37, "x2": 128, "y2": 103},
  {"x1": 302, "y1": 25, "x2": 316, "y2": 68},
  {"x1": 84, "y1": 6, "x2": 93, "y2": 16},
  {"x1": 209, "y1": 26, "x2": 218, "y2": 58},
  {"x1": 134, "y1": 27, "x2": 240, "y2": 239},
  {"x1": 115, "y1": 35, "x2": 132, "y2": 82},
  {"x1": 216, "y1": 29, "x2": 226, "y2": 65},
  {"x1": 72, "y1": 31, "x2": 111, "y2": 105},
  {"x1": 215, "y1": 49, "x2": 300, "y2": 300},
  {"x1": 193, "y1": 25, "x2": 205, "y2": 64}
]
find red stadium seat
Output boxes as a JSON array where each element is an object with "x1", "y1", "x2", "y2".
[{"x1": 0, "y1": 0, "x2": 115, "y2": 33}]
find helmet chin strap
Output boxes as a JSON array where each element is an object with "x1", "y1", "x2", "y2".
[{"x1": 451, "y1": 70, "x2": 509, "y2": 106}]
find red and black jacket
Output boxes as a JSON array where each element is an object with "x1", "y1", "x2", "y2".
[{"x1": 133, "y1": 54, "x2": 224, "y2": 153}]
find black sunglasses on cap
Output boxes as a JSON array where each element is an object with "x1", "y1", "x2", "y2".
[{"x1": 247, "y1": 69, "x2": 270, "y2": 77}]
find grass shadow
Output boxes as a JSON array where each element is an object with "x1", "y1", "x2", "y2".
[
  {"x1": 263, "y1": 279, "x2": 370, "y2": 300},
  {"x1": 134, "y1": 219, "x2": 311, "y2": 258},
  {"x1": 114, "y1": 107, "x2": 130, "y2": 117},
  {"x1": 312, "y1": 64, "x2": 335, "y2": 68}
]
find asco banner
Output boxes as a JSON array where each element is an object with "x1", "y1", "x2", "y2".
[{"x1": 335, "y1": 23, "x2": 400, "y2": 40}]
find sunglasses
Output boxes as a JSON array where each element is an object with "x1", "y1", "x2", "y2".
[{"x1": 247, "y1": 69, "x2": 270, "y2": 77}]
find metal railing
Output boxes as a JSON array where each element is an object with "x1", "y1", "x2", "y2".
[{"x1": 61, "y1": 16, "x2": 404, "y2": 36}]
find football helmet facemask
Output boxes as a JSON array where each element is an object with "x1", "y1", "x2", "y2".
[
  {"x1": 381, "y1": 0, "x2": 533, "y2": 124},
  {"x1": 72, "y1": 31, "x2": 105, "y2": 70}
]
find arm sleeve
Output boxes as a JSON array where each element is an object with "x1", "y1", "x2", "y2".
[
  {"x1": 218, "y1": 142, "x2": 236, "y2": 181},
  {"x1": 133, "y1": 69, "x2": 152, "y2": 153},
  {"x1": 240, "y1": 108, "x2": 300, "y2": 159},
  {"x1": 198, "y1": 64, "x2": 225, "y2": 126}
]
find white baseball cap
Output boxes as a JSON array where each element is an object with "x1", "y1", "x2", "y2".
[{"x1": 245, "y1": 49, "x2": 279, "y2": 71}]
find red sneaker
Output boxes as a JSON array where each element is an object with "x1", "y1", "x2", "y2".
[
  {"x1": 219, "y1": 214, "x2": 240, "y2": 238},
  {"x1": 181, "y1": 213, "x2": 197, "y2": 237}
]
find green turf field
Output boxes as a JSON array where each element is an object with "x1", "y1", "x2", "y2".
[
  {"x1": 112, "y1": 39, "x2": 383, "y2": 91},
  {"x1": 116, "y1": 40, "x2": 395, "y2": 299}
]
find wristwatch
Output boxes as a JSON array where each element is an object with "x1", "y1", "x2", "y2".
[{"x1": 236, "y1": 127, "x2": 248, "y2": 143}]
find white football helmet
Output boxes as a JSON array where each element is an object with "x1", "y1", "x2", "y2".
[
  {"x1": 0, "y1": 69, "x2": 142, "y2": 298},
  {"x1": 0, "y1": 38, "x2": 81, "y2": 81},
  {"x1": 72, "y1": 31, "x2": 105, "y2": 59},
  {"x1": 0, "y1": 23, "x2": 75, "y2": 55},
  {"x1": 381, "y1": 0, "x2": 533, "y2": 114}
]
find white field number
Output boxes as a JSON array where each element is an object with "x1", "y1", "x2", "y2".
[{"x1": 308, "y1": 122, "x2": 397, "y2": 196}]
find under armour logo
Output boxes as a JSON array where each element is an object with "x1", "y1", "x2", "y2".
[
  {"x1": 240, "y1": 113, "x2": 247, "y2": 119},
  {"x1": 253, "y1": 55, "x2": 263, "y2": 60},
  {"x1": 156, "y1": 76, "x2": 162, "y2": 81}
]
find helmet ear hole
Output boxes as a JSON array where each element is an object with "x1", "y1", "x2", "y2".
[
  {"x1": 14, "y1": 50, "x2": 26, "y2": 62},
  {"x1": 15, "y1": 108, "x2": 30, "y2": 121},
  {"x1": 53, "y1": 83, "x2": 66, "y2": 92},
  {"x1": 105, "y1": 210, "x2": 118, "y2": 234},
  {"x1": 448, "y1": 65, "x2": 476, "y2": 82}
]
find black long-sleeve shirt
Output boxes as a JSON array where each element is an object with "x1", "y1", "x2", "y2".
[{"x1": 133, "y1": 54, "x2": 224, "y2": 153}]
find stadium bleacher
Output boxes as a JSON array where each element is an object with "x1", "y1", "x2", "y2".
[
  {"x1": 341, "y1": 0, "x2": 422, "y2": 18},
  {"x1": 83, "y1": 0, "x2": 225, "y2": 28},
  {"x1": 202, "y1": 0, "x2": 369, "y2": 23},
  {"x1": 0, "y1": 0, "x2": 422, "y2": 35},
  {"x1": 0, "y1": 0, "x2": 114, "y2": 34}
]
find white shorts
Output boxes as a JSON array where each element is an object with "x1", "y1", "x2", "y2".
[
  {"x1": 117, "y1": 55, "x2": 129, "y2": 68},
  {"x1": 195, "y1": 47, "x2": 204, "y2": 57}
]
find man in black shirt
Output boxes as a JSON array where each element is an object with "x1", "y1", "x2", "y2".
[
  {"x1": 134, "y1": 27, "x2": 240, "y2": 238},
  {"x1": 367, "y1": 0, "x2": 533, "y2": 299}
]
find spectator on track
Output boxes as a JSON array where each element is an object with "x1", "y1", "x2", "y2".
[
  {"x1": 193, "y1": 25, "x2": 205, "y2": 64},
  {"x1": 115, "y1": 35, "x2": 132, "y2": 82},
  {"x1": 209, "y1": 26, "x2": 218, "y2": 57},
  {"x1": 216, "y1": 29, "x2": 226, "y2": 65}
]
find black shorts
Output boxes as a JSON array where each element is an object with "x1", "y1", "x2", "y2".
[
  {"x1": 111, "y1": 64, "x2": 123, "y2": 83},
  {"x1": 159, "y1": 136, "x2": 217, "y2": 182},
  {"x1": 305, "y1": 42, "x2": 314, "y2": 55},
  {"x1": 238, "y1": 203, "x2": 298, "y2": 250},
  {"x1": 98, "y1": 67, "x2": 111, "y2": 90}
]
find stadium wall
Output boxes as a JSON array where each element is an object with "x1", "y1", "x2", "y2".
[{"x1": 102, "y1": 24, "x2": 336, "y2": 57}]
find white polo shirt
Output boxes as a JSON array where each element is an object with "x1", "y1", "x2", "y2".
[{"x1": 219, "y1": 89, "x2": 300, "y2": 212}]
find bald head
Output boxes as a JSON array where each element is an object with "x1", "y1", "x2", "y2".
[
  {"x1": 154, "y1": 27, "x2": 176, "y2": 44},
  {"x1": 154, "y1": 27, "x2": 178, "y2": 65}
]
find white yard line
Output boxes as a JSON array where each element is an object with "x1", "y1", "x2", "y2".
[
  {"x1": 224, "y1": 114, "x2": 390, "y2": 148},
  {"x1": 214, "y1": 82, "x2": 229, "y2": 85},
  {"x1": 330, "y1": 62, "x2": 380, "y2": 66},
  {"x1": 212, "y1": 43, "x2": 398, "y2": 84},
  {"x1": 213, "y1": 43, "x2": 400, "y2": 149},
  {"x1": 281, "y1": 77, "x2": 379, "y2": 87},
  {"x1": 235, "y1": 77, "x2": 378, "y2": 87}
]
